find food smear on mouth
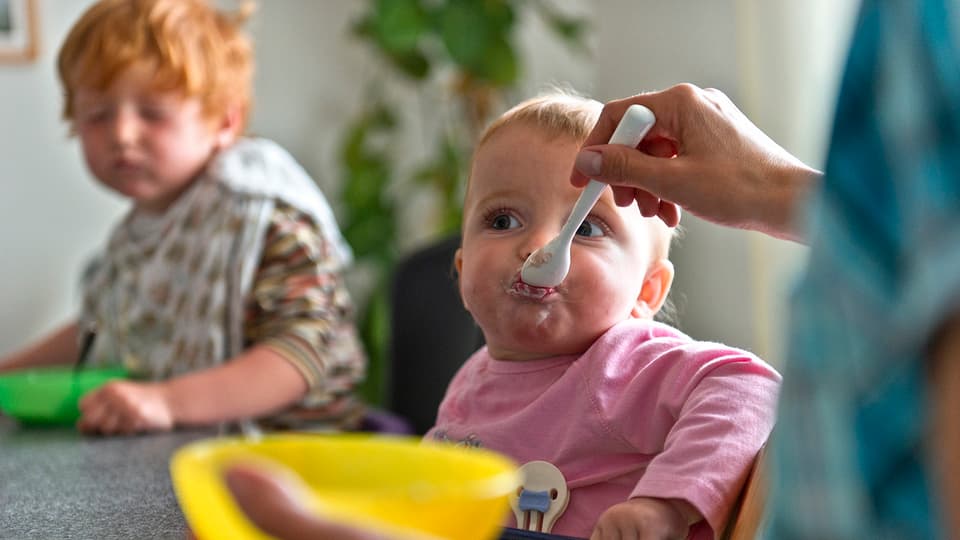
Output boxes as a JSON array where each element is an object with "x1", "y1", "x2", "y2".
[{"x1": 512, "y1": 280, "x2": 553, "y2": 300}]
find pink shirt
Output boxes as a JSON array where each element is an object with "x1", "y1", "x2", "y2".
[{"x1": 425, "y1": 319, "x2": 781, "y2": 539}]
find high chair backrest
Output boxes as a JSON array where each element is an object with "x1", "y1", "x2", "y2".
[
  {"x1": 386, "y1": 234, "x2": 485, "y2": 434},
  {"x1": 721, "y1": 444, "x2": 768, "y2": 540}
]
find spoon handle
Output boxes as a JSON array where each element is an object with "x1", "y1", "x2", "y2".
[
  {"x1": 561, "y1": 104, "x2": 657, "y2": 236},
  {"x1": 559, "y1": 180, "x2": 607, "y2": 238},
  {"x1": 608, "y1": 104, "x2": 657, "y2": 148}
]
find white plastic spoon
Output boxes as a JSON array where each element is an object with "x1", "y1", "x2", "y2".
[{"x1": 520, "y1": 104, "x2": 656, "y2": 287}]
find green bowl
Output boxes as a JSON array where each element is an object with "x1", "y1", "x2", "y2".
[{"x1": 0, "y1": 366, "x2": 128, "y2": 425}]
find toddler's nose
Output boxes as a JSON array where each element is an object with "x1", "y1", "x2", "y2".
[{"x1": 111, "y1": 106, "x2": 141, "y2": 146}]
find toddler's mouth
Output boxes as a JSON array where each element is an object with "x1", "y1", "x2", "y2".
[{"x1": 114, "y1": 159, "x2": 144, "y2": 173}]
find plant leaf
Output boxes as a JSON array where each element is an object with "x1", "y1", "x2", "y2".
[
  {"x1": 476, "y1": 36, "x2": 518, "y2": 85},
  {"x1": 439, "y1": 0, "x2": 490, "y2": 68},
  {"x1": 371, "y1": 0, "x2": 427, "y2": 54}
]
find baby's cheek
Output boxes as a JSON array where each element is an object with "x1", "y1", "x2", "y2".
[{"x1": 457, "y1": 275, "x2": 478, "y2": 313}]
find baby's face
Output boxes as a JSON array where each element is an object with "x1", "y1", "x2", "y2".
[
  {"x1": 457, "y1": 122, "x2": 669, "y2": 361},
  {"x1": 71, "y1": 63, "x2": 230, "y2": 213}
]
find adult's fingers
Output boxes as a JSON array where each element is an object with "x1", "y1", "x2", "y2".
[
  {"x1": 658, "y1": 201, "x2": 682, "y2": 228},
  {"x1": 573, "y1": 85, "x2": 694, "y2": 186},
  {"x1": 577, "y1": 143, "x2": 683, "y2": 203},
  {"x1": 225, "y1": 464, "x2": 412, "y2": 540}
]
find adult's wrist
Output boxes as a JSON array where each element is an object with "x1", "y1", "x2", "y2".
[{"x1": 754, "y1": 161, "x2": 821, "y2": 243}]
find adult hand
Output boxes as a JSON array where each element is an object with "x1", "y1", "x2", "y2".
[
  {"x1": 572, "y1": 84, "x2": 821, "y2": 241},
  {"x1": 77, "y1": 380, "x2": 175, "y2": 435},
  {"x1": 224, "y1": 463, "x2": 430, "y2": 540}
]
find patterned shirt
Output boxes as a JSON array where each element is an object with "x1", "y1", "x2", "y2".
[
  {"x1": 248, "y1": 203, "x2": 366, "y2": 429},
  {"x1": 81, "y1": 138, "x2": 365, "y2": 430},
  {"x1": 767, "y1": 1, "x2": 960, "y2": 537}
]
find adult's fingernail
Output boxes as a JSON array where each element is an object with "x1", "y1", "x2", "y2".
[{"x1": 575, "y1": 150, "x2": 603, "y2": 177}]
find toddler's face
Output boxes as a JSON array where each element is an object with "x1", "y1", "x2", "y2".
[
  {"x1": 457, "y1": 122, "x2": 672, "y2": 361},
  {"x1": 71, "y1": 64, "x2": 233, "y2": 213}
]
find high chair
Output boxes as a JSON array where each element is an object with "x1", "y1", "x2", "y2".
[
  {"x1": 720, "y1": 444, "x2": 768, "y2": 540},
  {"x1": 386, "y1": 234, "x2": 484, "y2": 434}
]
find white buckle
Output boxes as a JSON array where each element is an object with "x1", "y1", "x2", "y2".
[{"x1": 509, "y1": 460, "x2": 569, "y2": 533}]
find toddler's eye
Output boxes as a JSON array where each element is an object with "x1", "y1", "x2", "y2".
[
  {"x1": 576, "y1": 219, "x2": 605, "y2": 237},
  {"x1": 78, "y1": 107, "x2": 111, "y2": 124},
  {"x1": 491, "y1": 213, "x2": 520, "y2": 230},
  {"x1": 140, "y1": 107, "x2": 168, "y2": 122}
]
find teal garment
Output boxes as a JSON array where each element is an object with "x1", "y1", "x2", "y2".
[{"x1": 768, "y1": 0, "x2": 960, "y2": 537}]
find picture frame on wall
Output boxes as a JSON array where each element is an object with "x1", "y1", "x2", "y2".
[{"x1": 0, "y1": 0, "x2": 38, "y2": 63}]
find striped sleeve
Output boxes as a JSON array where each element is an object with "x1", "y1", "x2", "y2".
[{"x1": 243, "y1": 202, "x2": 367, "y2": 418}]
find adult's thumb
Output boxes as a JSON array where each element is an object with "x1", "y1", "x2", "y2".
[{"x1": 575, "y1": 146, "x2": 652, "y2": 189}]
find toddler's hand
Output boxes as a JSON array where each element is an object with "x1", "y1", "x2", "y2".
[
  {"x1": 589, "y1": 497, "x2": 696, "y2": 540},
  {"x1": 78, "y1": 380, "x2": 175, "y2": 435}
]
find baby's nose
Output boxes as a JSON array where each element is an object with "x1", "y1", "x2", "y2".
[{"x1": 517, "y1": 229, "x2": 555, "y2": 261}]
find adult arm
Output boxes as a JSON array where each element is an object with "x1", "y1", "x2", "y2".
[{"x1": 572, "y1": 84, "x2": 821, "y2": 241}]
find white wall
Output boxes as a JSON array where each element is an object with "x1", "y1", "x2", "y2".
[
  {"x1": 0, "y1": 1, "x2": 857, "y2": 366},
  {"x1": 0, "y1": 1, "x2": 377, "y2": 354},
  {"x1": 0, "y1": 1, "x2": 126, "y2": 352},
  {"x1": 591, "y1": 0, "x2": 858, "y2": 364}
]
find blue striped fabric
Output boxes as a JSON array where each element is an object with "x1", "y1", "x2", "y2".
[{"x1": 767, "y1": 0, "x2": 960, "y2": 538}]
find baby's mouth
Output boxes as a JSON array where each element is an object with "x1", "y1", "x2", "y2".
[{"x1": 509, "y1": 276, "x2": 555, "y2": 300}]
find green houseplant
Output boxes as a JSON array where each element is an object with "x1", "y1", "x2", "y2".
[{"x1": 339, "y1": 0, "x2": 588, "y2": 405}]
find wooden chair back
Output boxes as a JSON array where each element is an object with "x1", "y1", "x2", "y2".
[{"x1": 721, "y1": 445, "x2": 768, "y2": 540}]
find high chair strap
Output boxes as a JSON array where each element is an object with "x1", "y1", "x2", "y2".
[{"x1": 509, "y1": 461, "x2": 570, "y2": 534}]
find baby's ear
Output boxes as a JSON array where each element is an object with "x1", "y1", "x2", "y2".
[{"x1": 632, "y1": 259, "x2": 674, "y2": 318}]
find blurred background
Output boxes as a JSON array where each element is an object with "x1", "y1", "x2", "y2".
[{"x1": 0, "y1": 0, "x2": 858, "y2": 399}]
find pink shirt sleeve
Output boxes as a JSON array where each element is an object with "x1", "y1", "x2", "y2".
[{"x1": 612, "y1": 344, "x2": 780, "y2": 535}]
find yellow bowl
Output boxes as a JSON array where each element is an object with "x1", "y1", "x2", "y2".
[{"x1": 170, "y1": 434, "x2": 519, "y2": 540}]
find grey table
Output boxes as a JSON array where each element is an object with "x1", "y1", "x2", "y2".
[
  {"x1": 0, "y1": 416, "x2": 215, "y2": 539},
  {"x1": 0, "y1": 417, "x2": 581, "y2": 540}
]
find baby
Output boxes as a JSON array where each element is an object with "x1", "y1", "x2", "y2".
[
  {"x1": 425, "y1": 93, "x2": 781, "y2": 539},
  {"x1": 0, "y1": 0, "x2": 365, "y2": 434},
  {"x1": 211, "y1": 92, "x2": 782, "y2": 540}
]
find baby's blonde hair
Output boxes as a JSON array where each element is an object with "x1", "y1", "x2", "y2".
[
  {"x1": 478, "y1": 92, "x2": 603, "y2": 148},
  {"x1": 57, "y1": 0, "x2": 255, "y2": 130},
  {"x1": 473, "y1": 91, "x2": 675, "y2": 259}
]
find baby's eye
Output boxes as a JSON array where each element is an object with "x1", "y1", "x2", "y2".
[
  {"x1": 490, "y1": 213, "x2": 520, "y2": 230},
  {"x1": 576, "y1": 219, "x2": 605, "y2": 237}
]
